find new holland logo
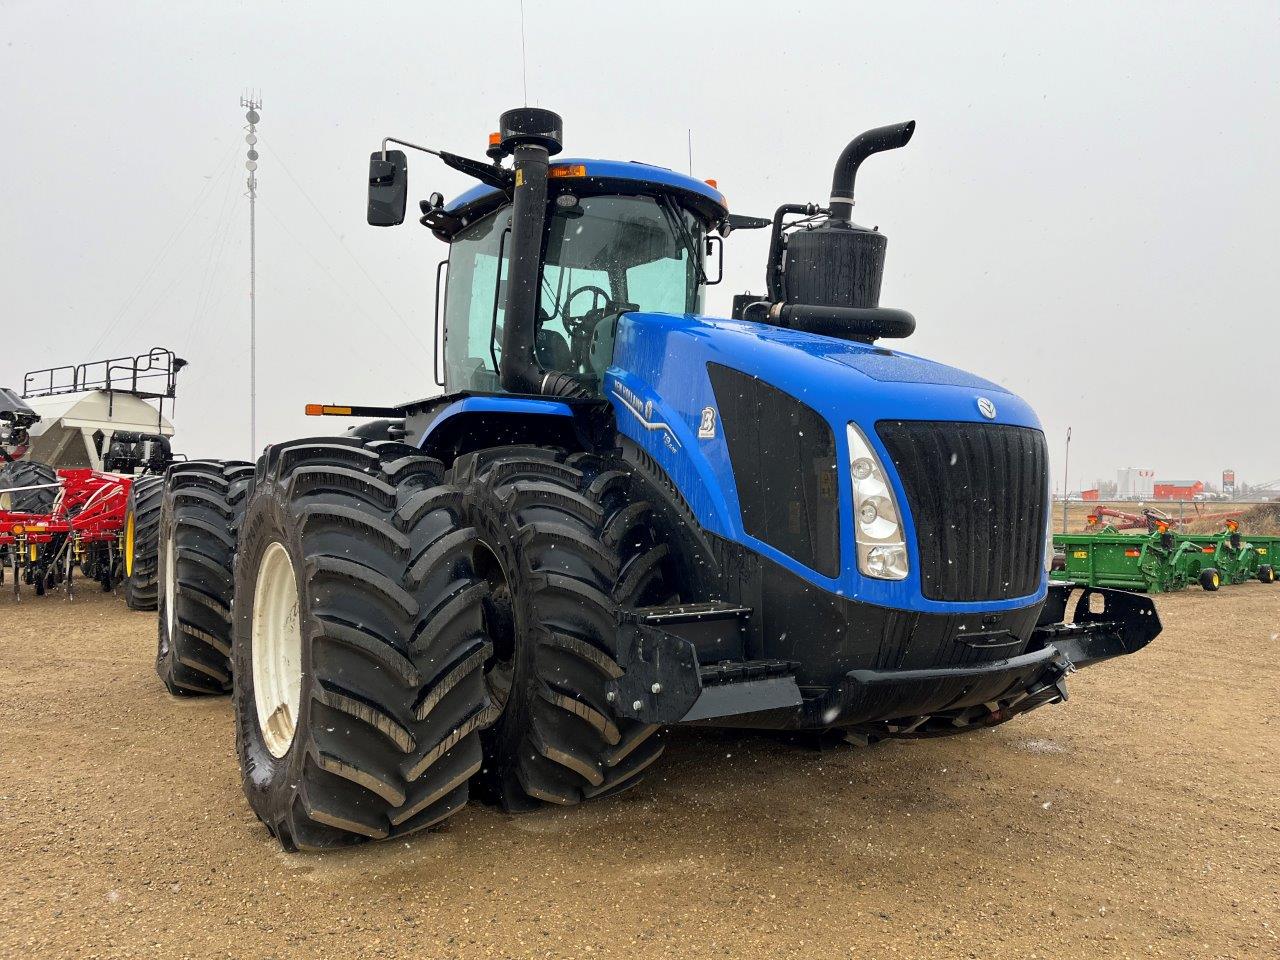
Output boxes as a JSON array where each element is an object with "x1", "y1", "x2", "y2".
[
  {"x1": 611, "y1": 382, "x2": 681, "y2": 451},
  {"x1": 976, "y1": 397, "x2": 997, "y2": 420}
]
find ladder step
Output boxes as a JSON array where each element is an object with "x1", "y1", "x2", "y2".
[
  {"x1": 633, "y1": 601, "x2": 751, "y2": 625},
  {"x1": 699, "y1": 658, "x2": 796, "y2": 686}
]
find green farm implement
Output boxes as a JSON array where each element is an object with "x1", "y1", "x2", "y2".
[
  {"x1": 1177, "y1": 525, "x2": 1259, "y2": 587},
  {"x1": 1249, "y1": 537, "x2": 1280, "y2": 583},
  {"x1": 1052, "y1": 526, "x2": 1212, "y2": 593},
  {"x1": 1239, "y1": 533, "x2": 1278, "y2": 583}
]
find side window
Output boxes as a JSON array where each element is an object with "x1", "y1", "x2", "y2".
[
  {"x1": 626, "y1": 251, "x2": 695, "y2": 316},
  {"x1": 443, "y1": 208, "x2": 510, "y2": 392}
]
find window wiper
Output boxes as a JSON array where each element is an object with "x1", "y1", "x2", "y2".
[{"x1": 659, "y1": 195, "x2": 708, "y2": 285}]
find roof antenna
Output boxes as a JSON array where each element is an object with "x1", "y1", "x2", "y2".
[
  {"x1": 687, "y1": 128, "x2": 693, "y2": 175},
  {"x1": 519, "y1": 0, "x2": 529, "y2": 105}
]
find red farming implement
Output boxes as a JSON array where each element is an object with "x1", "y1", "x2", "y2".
[
  {"x1": 1, "y1": 469, "x2": 133, "y2": 598},
  {"x1": 1086, "y1": 505, "x2": 1245, "y2": 532}
]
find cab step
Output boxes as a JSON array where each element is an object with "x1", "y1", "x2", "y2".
[
  {"x1": 612, "y1": 603, "x2": 801, "y2": 725},
  {"x1": 632, "y1": 601, "x2": 751, "y2": 662}
]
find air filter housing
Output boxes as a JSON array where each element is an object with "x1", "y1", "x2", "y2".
[{"x1": 782, "y1": 222, "x2": 887, "y2": 310}]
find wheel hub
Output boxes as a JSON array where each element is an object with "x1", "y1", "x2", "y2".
[
  {"x1": 484, "y1": 583, "x2": 516, "y2": 709},
  {"x1": 251, "y1": 541, "x2": 303, "y2": 758},
  {"x1": 124, "y1": 513, "x2": 135, "y2": 577},
  {"x1": 473, "y1": 545, "x2": 516, "y2": 711},
  {"x1": 163, "y1": 531, "x2": 176, "y2": 640}
]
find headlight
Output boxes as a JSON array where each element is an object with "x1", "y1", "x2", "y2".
[{"x1": 847, "y1": 422, "x2": 909, "y2": 580}]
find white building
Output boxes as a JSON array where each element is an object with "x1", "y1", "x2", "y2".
[{"x1": 1117, "y1": 467, "x2": 1155, "y2": 499}]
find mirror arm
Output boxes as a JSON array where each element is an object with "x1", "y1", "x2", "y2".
[
  {"x1": 380, "y1": 136, "x2": 514, "y2": 192},
  {"x1": 381, "y1": 137, "x2": 442, "y2": 161}
]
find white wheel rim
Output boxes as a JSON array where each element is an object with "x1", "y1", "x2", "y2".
[
  {"x1": 252, "y1": 541, "x2": 304, "y2": 759},
  {"x1": 163, "y1": 531, "x2": 176, "y2": 639}
]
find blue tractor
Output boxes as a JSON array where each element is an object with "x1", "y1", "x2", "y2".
[{"x1": 154, "y1": 109, "x2": 1160, "y2": 850}]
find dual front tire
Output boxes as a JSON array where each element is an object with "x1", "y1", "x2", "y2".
[
  {"x1": 231, "y1": 439, "x2": 496, "y2": 849},
  {"x1": 453, "y1": 446, "x2": 675, "y2": 811},
  {"x1": 159, "y1": 439, "x2": 676, "y2": 848}
]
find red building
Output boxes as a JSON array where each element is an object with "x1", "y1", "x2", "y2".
[
  {"x1": 1153, "y1": 480, "x2": 1204, "y2": 500},
  {"x1": 1081, "y1": 489, "x2": 1100, "y2": 501}
]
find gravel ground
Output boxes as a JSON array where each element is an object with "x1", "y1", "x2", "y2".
[{"x1": 1, "y1": 583, "x2": 1276, "y2": 959}]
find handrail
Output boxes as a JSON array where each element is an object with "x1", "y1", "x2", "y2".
[{"x1": 22, "y1": 348, "x2": 185, "y2": 400}]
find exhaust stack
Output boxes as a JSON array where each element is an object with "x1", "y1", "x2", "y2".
[
  {"x1": 493, "y1": 108, "x2": 590, "y2": 398},
  {"x1": 828, "y1": 121, "x2": 915, "y2": 222},
  {"x1": 757, "y1": 120, "x2": 917, "y2": 335}
]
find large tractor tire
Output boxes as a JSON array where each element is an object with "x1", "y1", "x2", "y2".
[
  {"x1": 0, "y1": 460, "x2": 57, "y2": 513},
  {"x1": 453, "y1": 447, "x2": 678, "y2": 812},
  {"x1": 123, "y1": 475, "x2": 165, "y2": 610},
  {"x1": 156, "y1": 460, "x2": 255, "y2": 695},
  {"x1": 232, "y1": 437, "x2": 496, "y2": 850}
]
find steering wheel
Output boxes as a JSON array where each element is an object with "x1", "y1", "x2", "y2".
[{"x1": 561, "y1": 284, "x2": 614, "y2": 332}]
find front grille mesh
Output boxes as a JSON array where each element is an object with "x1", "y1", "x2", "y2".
[
  {"x1": 708, "y1": 363, "x2": 841, "y2": 577},
  {"x1": 876, "y1": 420, "x2": 1048, "y2": 602}
]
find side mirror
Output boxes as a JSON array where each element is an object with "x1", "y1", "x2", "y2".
[
  {"x1": 704, "y1": 235, "x2": 724, "y2": 285},
  {"x1": 367, "y1": 150, "x2": 408, "y2": 226}
]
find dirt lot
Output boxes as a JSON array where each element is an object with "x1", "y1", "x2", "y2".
[{"x1": 1, "y1": 585, "x2": 1277, "y2": 959}]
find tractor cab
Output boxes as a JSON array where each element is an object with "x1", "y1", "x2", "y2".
[
  {"x1": 438, "y1": 169, "x2": 720, "y2": 394},
  {"x1": 367, "y1": 110, "x2": 728, "y2": 400}
]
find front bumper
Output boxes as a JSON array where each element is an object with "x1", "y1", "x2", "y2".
[
  {"x1": 611, "y1": 583, "x2": 1161, "y2": 734},
  {"x1": 829, "y1": 583, "x2": 1160, "y2": 735}
]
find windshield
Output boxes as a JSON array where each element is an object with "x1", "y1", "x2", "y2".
[
  {"x1": 535, "y1": 193, "x2": 704, "y2": 384},
  {"x1": 442, "y1": 193, "x2": 704, "y2": 393}
]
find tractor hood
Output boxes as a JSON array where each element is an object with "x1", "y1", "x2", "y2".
[
  {"x1": 610, "y1": 312, "x2": 1040, "y2": 435},
  {"x1": 605, "y1": 311, "x2": 1046, "y2": 614}
]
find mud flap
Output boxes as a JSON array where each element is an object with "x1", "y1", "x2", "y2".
[
  {"x1": 608, "y1": 617, "x2": 803, "y2": 725},
  {"x1": 607, "y1": 623, "x2": 703, "y2": 724}
]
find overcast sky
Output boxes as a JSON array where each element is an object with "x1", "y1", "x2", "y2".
[{"x1": 2, "y1": 1, "x2": 1277, "y2": 491}]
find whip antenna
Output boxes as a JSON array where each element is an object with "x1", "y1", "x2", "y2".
[{"x1": 519, "y1": 0, "x2": 528, "y2": 105}]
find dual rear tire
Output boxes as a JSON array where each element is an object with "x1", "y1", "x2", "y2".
[
  {"x1": 156, "y1": 461, "x2": 254, "y2": 695},
  {"x1": 123, "y1": 475, "x2": 165, "y2": 610}
]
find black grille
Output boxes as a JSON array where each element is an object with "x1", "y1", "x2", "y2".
[
  {"x1": 708, "y1": 363, "x2": 840, "y2": 577},
  {"x1": 876, "y1": 420, "x2": 1048, "y2": 602}
]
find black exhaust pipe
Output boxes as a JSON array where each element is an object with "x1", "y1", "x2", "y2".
[
  {"x1": 828, "y1": 120, "x2": 915, "y2": 222},
  {"x1": 499, "y1": 140, "x2": 550, "y2": 394},
  {"x1": 749, "y1": 120, "x2": 919, "y2": 336},
  {"x1": 495, "y1": 108, "x2": 590, "y2": 398}
]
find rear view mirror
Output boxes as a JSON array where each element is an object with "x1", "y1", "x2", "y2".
[{"x1": 367, "y1": 150, "x2": 408, "y2": 226}]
